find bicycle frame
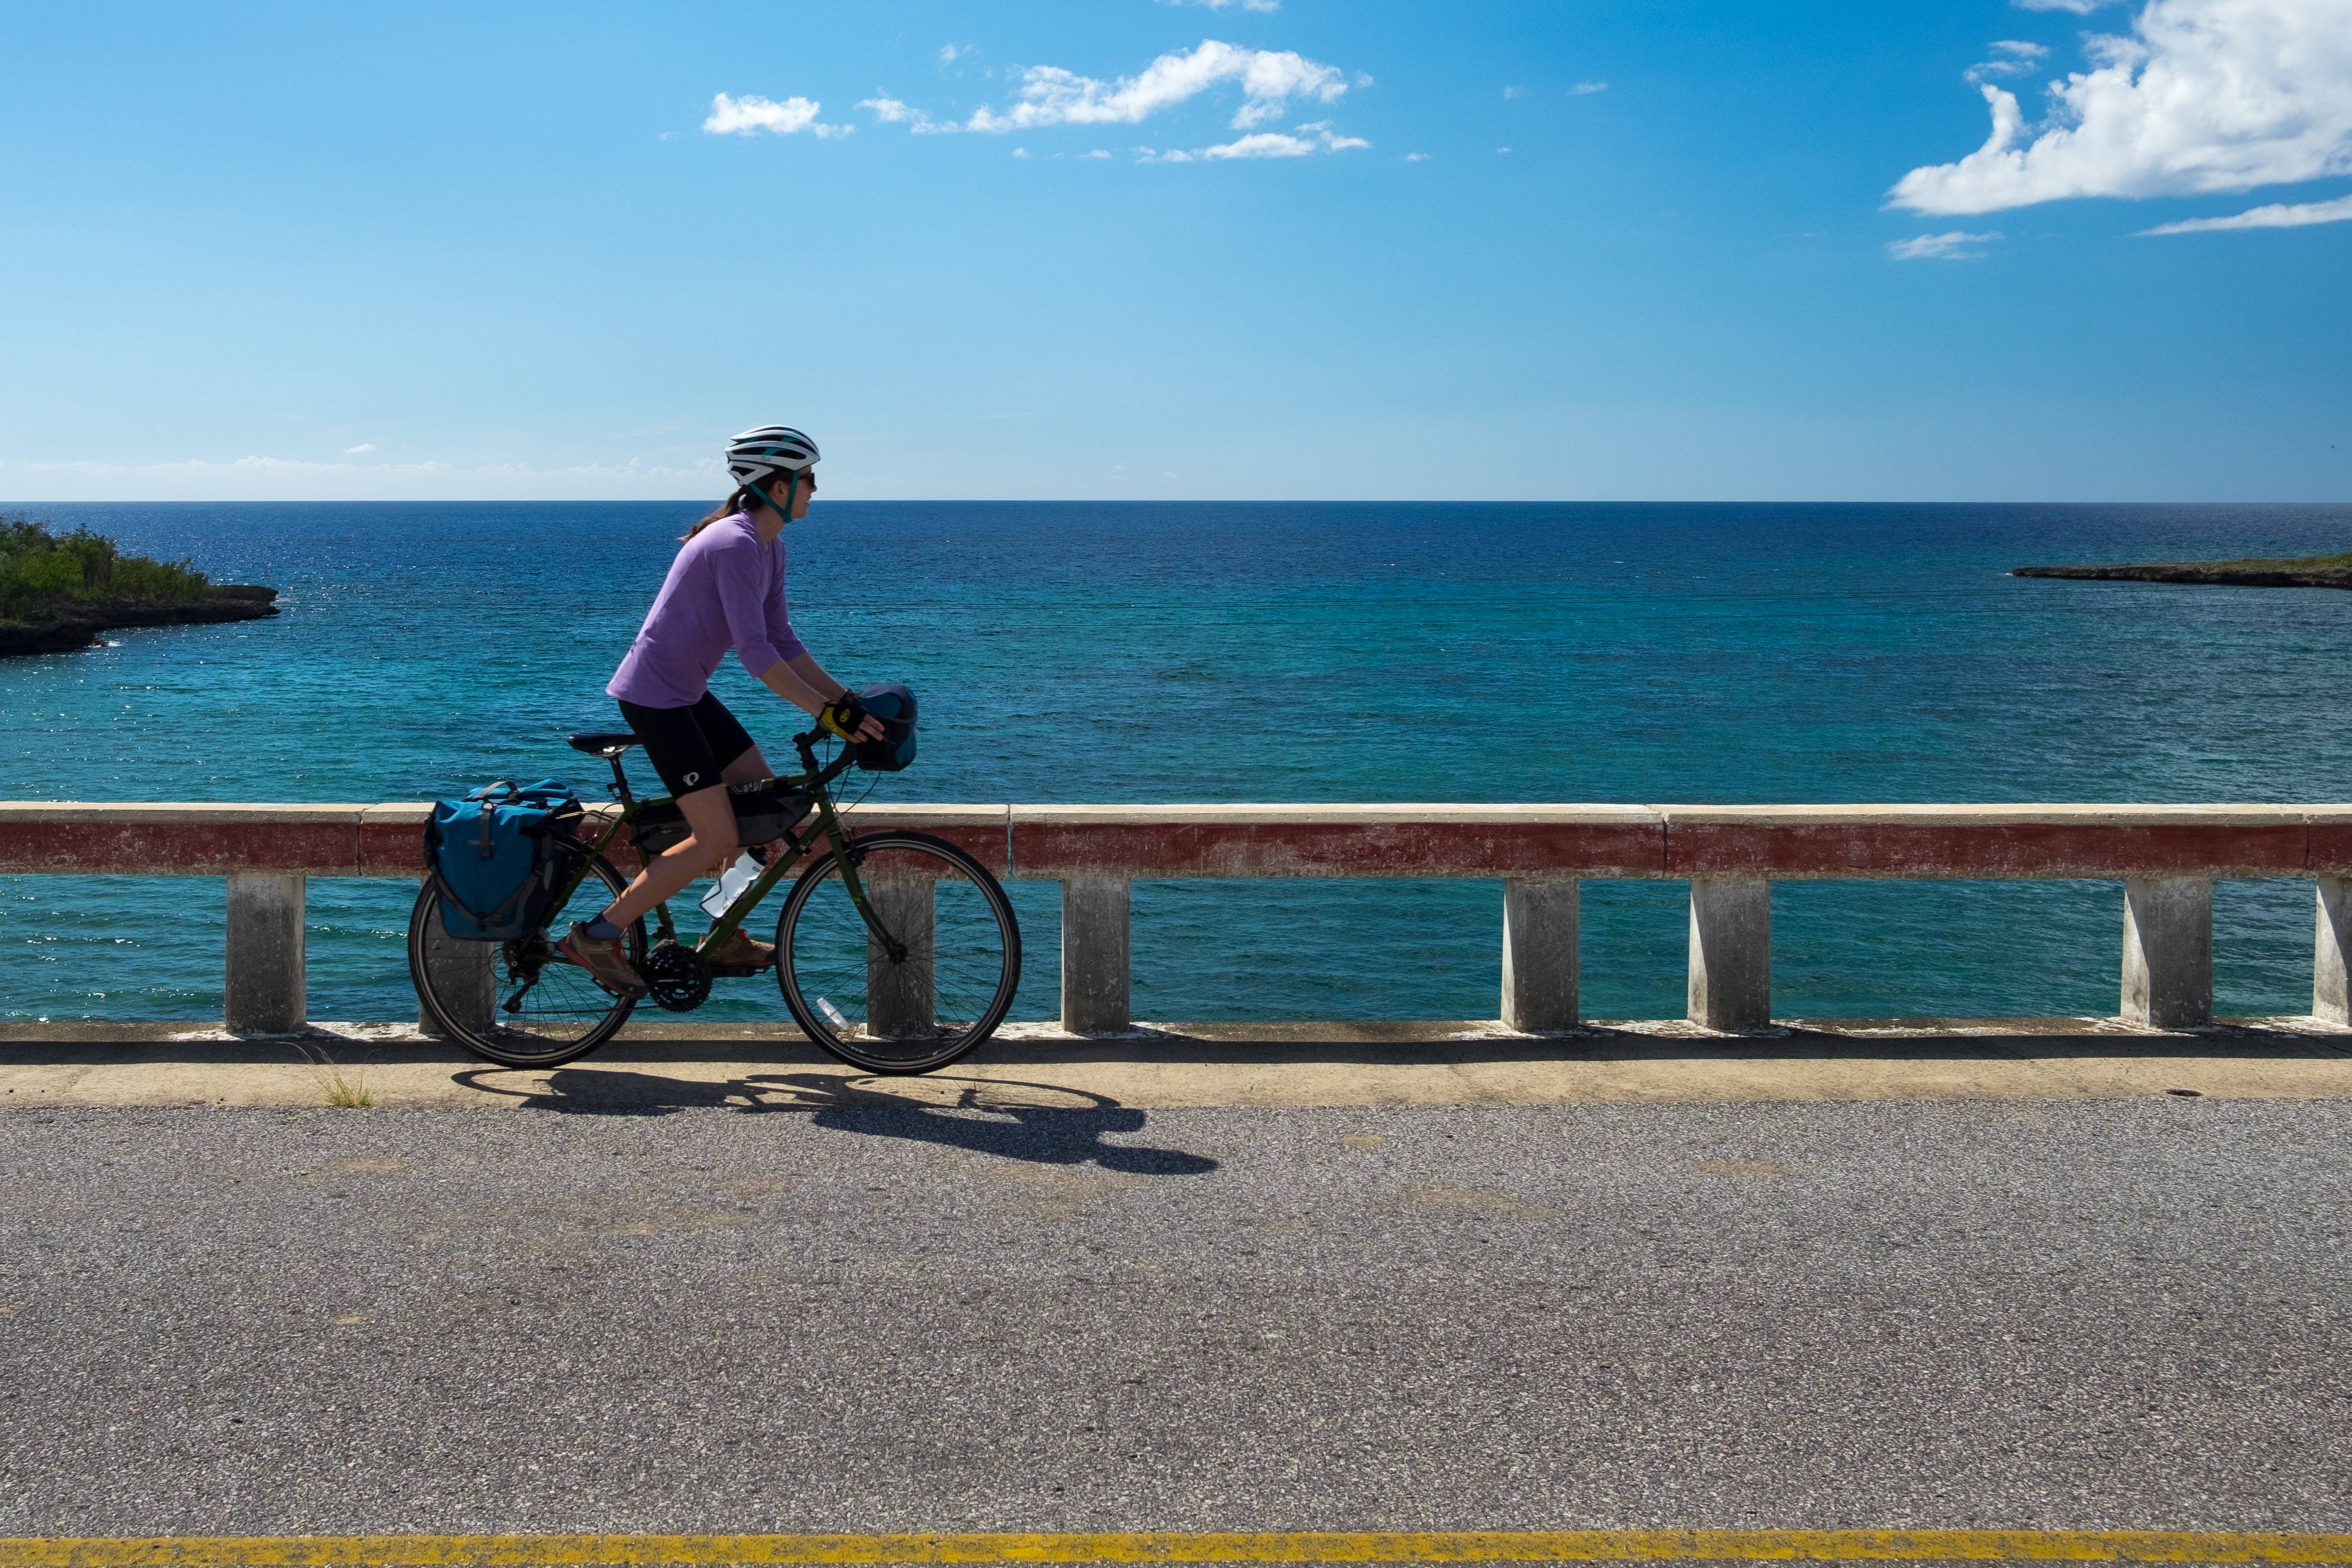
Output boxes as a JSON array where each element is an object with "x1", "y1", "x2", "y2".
[{"x1": 552, "y1": 728, "x2": 902, "y2": 961}]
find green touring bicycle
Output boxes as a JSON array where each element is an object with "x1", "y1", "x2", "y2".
[{"x1": 408, "y1": 724, "x2": 1021, "y2": 1076}]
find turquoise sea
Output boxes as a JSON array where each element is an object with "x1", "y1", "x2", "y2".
[{"x1": 6, "y1": 500, "x2": 2351, "y2": 1026}]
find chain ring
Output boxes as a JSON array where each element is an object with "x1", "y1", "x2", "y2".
[{"x1": 641, "y1": 941, "x2": 712, "y2": 1013}]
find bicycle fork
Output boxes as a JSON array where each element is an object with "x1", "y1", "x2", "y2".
[{"x1": 811, "y1": 795, "x2": 909, "y2": 963}]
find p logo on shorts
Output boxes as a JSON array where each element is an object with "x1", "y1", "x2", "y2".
[{"x1": 684, "y1": 771, "x2": 700, "y2": 787}]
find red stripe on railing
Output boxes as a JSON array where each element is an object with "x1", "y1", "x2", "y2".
[
  {"x1": 0, "y1": 817, "x2": 366, "y2": 877},
  {"x1": 4, "y1": 804, "x2": 2349, "y2": 881},
  {"x1": 1661, "y1": 821, "x2": 2314, "y2": 880},
  {"x1": 1007, "y1": 818, "x2": 1666, "y2": 878}
]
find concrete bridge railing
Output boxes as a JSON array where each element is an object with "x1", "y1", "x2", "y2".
[{"x1": 3, "y1": 801, "x2": 2350, "y2": 1037}]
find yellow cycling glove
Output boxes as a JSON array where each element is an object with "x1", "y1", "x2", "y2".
[{"x1": 817, "y1": 692, "x2": 868, "y2": 741}]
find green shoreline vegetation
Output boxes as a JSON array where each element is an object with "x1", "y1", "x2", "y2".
[
  {"x1": 2, "y1": 516, "x2": 210, "y2": 609},
  {"x1": 0, "y1": 515, "x2": 278, "y2": 655},
  {"x1": 2012, "y1": 551, "x2": 2352, "y2": 589}
]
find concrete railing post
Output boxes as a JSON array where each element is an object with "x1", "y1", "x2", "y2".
[
  {"x1": 866, "y1": 872, "x2": 937, "y2": 1040},
  {"x1": 1061, "y1": 875, "x2": 1132, "y2": 1035},
  {"x1": 224, "y1": 872, "x2": 306, "y2": 1034},
  {"x1": 415, "y1": 877, "x2": 496, "y2": 1039},
  {"x1": 1688, "y1": 876, "x2": 1771, "y2": 1032},
  {"x1": 1501, "y1": 876, "x2": 1579, "y2": 1032},
  {"x1": 2122, "y1": 875, "x2": 2214, "y2": 1029},
  {"x1": 2314, "y1": 876, "x2": 2349, "y2": 1027}
]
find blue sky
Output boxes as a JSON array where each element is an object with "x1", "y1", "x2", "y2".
[{"x1": 2, "y1": 0, "x2": 2346, "y2": 501}]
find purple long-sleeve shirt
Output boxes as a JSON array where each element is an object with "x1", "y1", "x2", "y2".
[{"x1": 606, "y1": 513, "x2": 807, "y2": 709}]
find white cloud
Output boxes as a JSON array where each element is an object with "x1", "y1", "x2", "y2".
[
  {"x1": 1405, "y1": 152, "x2": 1430, "y2": 161},
  {"x1": 1887, "y1": 229, "x2": 2004, "y2": 259},
  {"x1": 1013, "y1": 147, "x2": 1030, "y2": 159},
  {"x1": 1083, "y1": 149, "x2": 1112, "y2": 159},
  {"x1": 2013, "y1": 0, "x2": 2113, "y2": 11},
  {"x1": 1503, "y1": 85, "x2": 1527, "y2": 100},
  {"x1": 1568, "y1": 81, "x2": 1609, "y2": 95},
  {"x1": 1136, "y1": 122, "x2": 1370, "y2": 162},
  {"x1": 939, "y1": 43, "x2": 965, "y2": 64},
  {"x1": 703, "y1": 93, "x2": 852, "y2": 137},
  {"x1": 341, "y1": 442, "x2": 376, "y2": 455},
  {"x1": 1159, "y1": 0, "x2": 1282, "y2": 10},
  {"x1": 1966, "y1": 39, "x2": 2051, "y2": 83},
  {"x1": 1496, "y1": 146, "x2": 1513, "y2": 154},
  {"x1": 859, "y1": 95, "x2": 958, "y2": 134},
  {"x1": 2139, "y1": 189, "x2": 2352, "y2": 230},
  {"x1": 1891, "y1": 0, "x2": 2352, "y2": 214},
  {"x1": 1205, "y1": 131, "x2": 1333, "y2": 159},
  {"x1": 967, "y1": 39, "x2": 1348, "y2": 132}
]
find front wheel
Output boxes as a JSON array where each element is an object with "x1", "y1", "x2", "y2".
[
  {"x1": 409, "y1": 849, "x2": 644, "y2": 1068},
  {"x1": 775, "y1": 830, "x2": 1022, "y2": 1075}
]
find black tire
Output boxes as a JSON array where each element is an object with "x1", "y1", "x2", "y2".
[
  {"x1": 774, "y1": 830, "x2": 1022, "y2": 1075},
  {"x1": 408, "y1": 849, "x2": 644, "y2": 1068}
]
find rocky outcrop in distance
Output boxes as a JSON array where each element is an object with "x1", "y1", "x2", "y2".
[
  {"x1": 0, "y1": 585, "x2": 280, "y2": 656},
  {"x1": 2012, "y1": 553, "x2": 2352, "y2": 590}
]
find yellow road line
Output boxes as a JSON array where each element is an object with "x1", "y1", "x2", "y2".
[{"x1": 3, "y1": 1533, "x2": 2351, "y2": 1567}]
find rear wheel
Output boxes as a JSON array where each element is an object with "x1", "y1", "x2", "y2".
[
  {"x1": 775, "y1": 830, "x2": 1021, "y2": 1075},
  {"x1": 408, "y1": 848, "x2": 644, "y2": 1068}
]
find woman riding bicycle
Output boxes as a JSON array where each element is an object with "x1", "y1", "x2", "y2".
[{"x1": 559, "y1": 424, "x2": 886, "y2": 996}]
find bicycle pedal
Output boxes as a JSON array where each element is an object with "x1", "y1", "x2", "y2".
[{"x1": 704, "y1": 961, "x2": 771, "y2": 978}]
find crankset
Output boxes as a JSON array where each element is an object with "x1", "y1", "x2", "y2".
[{"x1": 641, "y1": 941, "x2": 713, "y2": 1012}]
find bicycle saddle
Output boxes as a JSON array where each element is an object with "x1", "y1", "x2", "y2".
[{"x1": 567, "y1": 730, "x2": 641, "y2": 756}]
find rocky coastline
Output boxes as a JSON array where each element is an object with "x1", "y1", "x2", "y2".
[
  {"x1": 0, "y1": 585, "x2": 280, "y2": 656},
  {"x1": 2012, "y1": 552, "x2": 2352, "y2": 590}
]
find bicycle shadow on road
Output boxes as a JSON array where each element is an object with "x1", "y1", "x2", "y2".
[{"x1": 454, "y1": 1065, "x2": 1220, "y2": 1176}]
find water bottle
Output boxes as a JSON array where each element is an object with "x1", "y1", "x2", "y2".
[{"x1": 699, "y1": 851, "x2": 761, "y2": 920}]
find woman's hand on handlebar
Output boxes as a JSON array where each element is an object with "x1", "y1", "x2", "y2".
[
  {"x1": 817, "y1": 691, "x2": 887, "y2": 744},
  {"x1": 764, "y1": 656, "x2": 883, "y2": 742}
]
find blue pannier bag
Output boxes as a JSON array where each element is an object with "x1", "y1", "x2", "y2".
[
  {"x1": 850, "y1": 683, "x2": 918, "y2": 773},
  {"x1": 423, "y1": 779, "x2": 582, "y2": 941}
]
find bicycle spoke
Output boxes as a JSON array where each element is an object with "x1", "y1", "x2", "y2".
[
  {"x1": 778, "y1": 833, "x2": 1019, "y2": 1074},
  {"x1": 410, "y1": 849, "x2": 643, "y2": 1068}
]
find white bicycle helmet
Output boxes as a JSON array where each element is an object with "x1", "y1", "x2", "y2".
[{"x1": 726, "y1": 425, "x2": 820, "y2": 488}]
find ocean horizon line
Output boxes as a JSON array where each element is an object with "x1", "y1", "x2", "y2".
[{"x1": 9, "y1": 496, "x2": 2349, "y2": 508}]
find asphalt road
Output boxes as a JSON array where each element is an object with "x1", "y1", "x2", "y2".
[{"x1": 0, "y1": 1084, "x2": 2346, "y2": 1537}]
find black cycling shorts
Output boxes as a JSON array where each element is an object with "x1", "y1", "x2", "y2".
[{"x1": 617, "y1": 691, "x2": 757, "y2": 799}]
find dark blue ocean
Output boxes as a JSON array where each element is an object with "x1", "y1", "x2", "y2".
[{"x1": 6, "y1": 501, "x2": 2351, "y2": 1026}]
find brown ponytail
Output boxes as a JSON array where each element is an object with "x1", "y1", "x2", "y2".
[{"x1": 682, "y1": 487, "x2": 761, "y2": 542}]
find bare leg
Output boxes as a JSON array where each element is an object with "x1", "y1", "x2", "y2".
[
  {"x1": 600, "y1": 784, "x2": 738, "y2": 928},
  {"x1": 705, "y1": 747, "x2": 775, "y2": 874},
  {"x1": 677, "y1": 745, "x2": 782, "y2": 877}
]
